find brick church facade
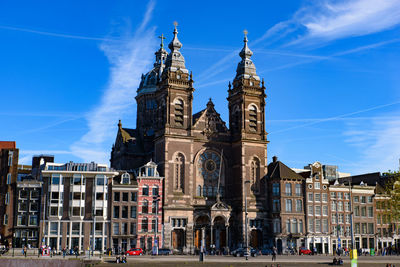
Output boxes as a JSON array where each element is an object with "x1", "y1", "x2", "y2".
[{"x1": 111, "y1": 25, "x2": 268, "y2": 252}]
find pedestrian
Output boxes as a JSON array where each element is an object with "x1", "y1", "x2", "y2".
[
  {"x1": 23, "y1": 246, "x2": 27, "y2": 257},
  {"x1": 62, "y1": 247, "x2": 66, "y2": 258},
  {"x1": 272, "y1": 246, "x2": 277, "y2": 262},
  {"x1": 74, "y1": 246, "x2": 79, "y2": 258}
]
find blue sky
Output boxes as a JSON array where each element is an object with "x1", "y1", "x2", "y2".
[{"x1": 1, "y1": 0, "x2": 400, "y2": 175}]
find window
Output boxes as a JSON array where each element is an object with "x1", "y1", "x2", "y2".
[
  {"x1": 95, "y1": 208, "x2": 103, "y2": 216},
  {"x1": 122, "y1": 173, "x2": 130, "y2": 184},
  {"x1": 19, "y1": 190, "x2": 28, "y2": 199},
  {"x1": 322, "y1": 205, "x2": 328, "y2": 216},
  {"x1": 122, "y1": 206, "x2": 128, "y2": 218},
  {"x1": 377, "y1": 214, "x2": 381, "y2": 224},
  {"x1": 142, "y1": 218, "x2": 148, "y2": 232},
  {"x1": 152, "y1": 219, "x2": 157, "y2": 232},
  {"x1": 143, "y1": 185, "x2": 149, "y2": 196},
  {"x1": 315, "y1": 193, "x2": 321, "y2": 202},
  {"x1": 368, "y1": 207, "x2": 373, "y2": 217},
  {"x1": 354, "y1": 196, "x2": 359, "y2": 202},
  {"x1": 331, "y1": 201, "x2": 336, "y2": 211},
  {"x1": 122, "y1": 192, "x2": 128, "y2": 201},
  {"x1": 31, "y1": 190, "x2": 39, "y2": 199},
  {"x1": 293, "y1": 184, "x2": 301, "y2": 196},
  {"x1": 314, "y1": 182, "x2": 320, "y2": 189},
  {"x1": 8, "y1": 151, "x2": 13, "y2": 166},
  {"x1": 114, "y1": 192, "x2": 120, "y2": 201},
  {"x1": 273, "y1": 199, "x2": 280, "y2": 212},
  {"x1": 361, "y1": 207, "x2": 366, "y2": 217},
  {"x1": 354, "y1": 206, "x2": 360, "y2": 216},
  {"x1": 338, "y1": 214, "x2": 344, "y2": 224},
  {"x1": 71, "y1": 207, "x2": 83, "y2": 216},
  {"x1": 152, "y1": 186, "x2": 159, "y2": 196},
  {"x1": 355, "y1": 223, "x2": 360, "y2": 234},
  {"x1": 72, "y1": 175, "x2": 83, "y2": 185},
  {"x1": 131, "y1": 192, "x2": 137, "y2": 202},
  {"x1": 174, "y1": 98, "x2": 184, "y2": 126},
  {"x1": 51, "y1": 174, "x2": 61, "y2": 185},
  {"x1": 376, "y1": 201, "x2": 381, "y2": 210},
  {"x1": 308, "y1": 205, "x2": 313, "y2": 216},
  {"x1": 368, "y1": 223, "x2": 374, "y2": 234},
  {"x1": 338, "y1": 192, "x2": 343, "y2": 200},
  {"x1": 331, "y1": 192, "x2": 336, "y2": 199},
  {"x1": 271, "y1": 183, "x2": 279, "y2": 196},
  {"x1": 96, "y1": 175, "x2": 106, "y2": 186},
  {"x1": 3, "y1": 214, "x2": 8, "y2": 225},
  {"x1": 296, "y1": 199, "x2": 302, "y2": 212},
  {"x1": 6, "y1": 173, "x2": 11, "y2": 184},
  {"x1": 346, "y1": 214, "x2": 350, "y2": 224},
  {"x1": 130, "y1": 206, "x2": 137, "y2": 218},
  {"x1": 130, "y1": 222, "x2": 137, "y2": 235},
  {"x1": 50, "y1": 222, "x2": 58, "y2": 235},
  {"x1": 113, "y1": 206, "x2": 120, "y2": 218},
  {"x1": 113, "y1": 223, "x2": 119, "y2": 235},
  {"x1": 286, "y1": 220, "x2": 291, "y2": 233},
  {"x1": 73, "y1": 192, "x2": 84, "y2": 200},
  {"x1": 96, "y1": 192, "x2": 104, "y2": 200},
  {"x1": 197, "y1": 185, "x2": 202, "y2": 196},
  {"x1": 142, "y1": 200, "x2": 148, "y2": 214},
  {"x1": 273, "y1": 219, "x2": 281, "y2": 233},
  {"x1": 249, "y1": 105, "x2": 257, "y2": 131},
  {"x1": 345, "y1": 202, "x2": 350, "y2": 211},
  {"x1": 308, "y1": 193, "x2": 313, "y2": 202},
  {"x1": 18, "y1": 202, "x2": 28, "y2": 212},
  {"x1": 308, "y1": 218, "x2": 314, "y2": 232},
  {"x1": 332, "y1": 214, "x2": 337, "y2": 224},
  {"x1": 299, "y1": 220, "x2": 303, "y2": 233},
  {"x1": 322, "y1": 193, "x2": 328, "y2": 202},
  {"x1": 315, "y1": 206, "x2": 321, "y2": 216},
  {"x1": 344, "y1": 193, "x2": 350, "y2": 200},
  {"x1": 291, "y1": 219, "x2": 298, "y2": 234},
  {"x1": 361, "y1": 196, "x2": 366, "y2": 204},
  {"x1": 285, "y1": 183, "x2": 292, "y2": 196},
  {"x1": 29, "y1": 215, "x2": 38, "y2": 226},
  {"x1": 322, "y1": 219, "x2": 328, "y2": 233},
  {"x1": 122, "y1": 223, "x2": 128, "y2": 235},
  {"x1": 286, "y1": 199, "x2": 292, "y2": 212},
  {"x1": 338, "y1": 201, "x2": 343, "y2": 211},
  {"x1": 315, "y1": 219, "x2": 321, "y2": 233},
  {"x1": 362, "y1": 223, "x2": 367, "y2": 234},
  {"x1": 250, "y1": 158, "x2": 260, "y2": 192},
  {"x1": 174, "y1": 153, "x2": 185, "y2": 192}
]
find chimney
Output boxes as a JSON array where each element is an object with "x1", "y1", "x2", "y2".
[{"x1": 272, "y1": 156, "x2": 278, "y2": 163}]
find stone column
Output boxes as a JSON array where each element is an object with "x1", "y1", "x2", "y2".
[
  {"x1": 225, "y1": 225, "x2": 229, "y2": 251},
  {"x1": 210, "y1": 225, "x2": 213, "y2": 249}
]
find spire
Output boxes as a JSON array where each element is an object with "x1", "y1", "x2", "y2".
[
  {"x1": 154, "y1": 33, "x2": 168, "y2": 68},
  {"x1": 118, "y1": 119, "x2": 122, "y2": 129},
  {"x1": 234, "y1": 30, "x2": 259, "y2": 81},
  {"x1": 165, "y1": 21, "x2": 187, "y2": 72}
]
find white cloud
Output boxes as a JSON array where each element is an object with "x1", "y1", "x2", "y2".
[
  {"x1": 344, "y1": 113, "x2": 400, "y2": 174},
  {"x1": 70, "y1": 1, "x2": 157, "y2": 164}
]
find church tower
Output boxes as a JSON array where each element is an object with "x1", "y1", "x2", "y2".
[
  {"x1": 155, "y1": 23, "x2": 194, "y2": 138},
  {"x1": 227, "y1": 31, "x2": 268, "y2": 246}
]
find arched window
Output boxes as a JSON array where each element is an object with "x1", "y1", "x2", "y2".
[
  {"x1": 152, "y1": 185, "x2": 159, "y2": 196},
  {"x1": 197, "y1": 185, "x2": 202, "y2": 197},
  {"x1": 142, "y1": 200, "x2": 148, "y2": 214},
  {"x1": 203, "y1": 185, "x2": 208, "y2": 197},
  {"x1": 251, "y1": 158, "x2": 260, "y2": 193},
  {"x1": 231, "y1": 105, "x2": 240, "y2": 133},
  {"x1": 143, "y1": 185, "x2": 149, "y2": 196},
  {"x1": 174, "y1": 99, "x2": 184, "y2": 126},
  {"x1": 249, "y1": 105, "x2": 257, "y2": 132},
  {"x1": 174, "y1": 153, "x2": 185, "y2": 192}
]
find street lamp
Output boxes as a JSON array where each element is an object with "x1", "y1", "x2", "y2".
[{"x1": 244, "y1": 180, "x2": 250, "y2": 261}]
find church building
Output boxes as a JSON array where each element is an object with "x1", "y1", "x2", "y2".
[{"x1": 111, "y1": 24, "x2": 269, "y2": 252}]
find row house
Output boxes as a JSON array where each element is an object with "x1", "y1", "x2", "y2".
[
  {"x1": 136, "y1": 161, "x2": 163, "y2": 252},
  {"x1": 40, "y1": 161, "x2": 118, "y2": 252},
  {"x1": 110, "y1": 171, "x2": 138, "y2": 252},
  {"x1": 0, "y1": 141, "x2": 19, "y2": 248},
  {"x1": 266, "y1": 156, "x2": 306, "y2": 254}
]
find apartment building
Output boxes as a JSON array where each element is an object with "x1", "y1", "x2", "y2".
[{"x1": 40, "y1": 161, "x2": 118, "y2": 252}]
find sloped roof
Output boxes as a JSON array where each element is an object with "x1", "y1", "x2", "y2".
[
  {"x1": 120, "y1": 128, "x2": 136, "y2": 143},
  {"x1": 0, "y1": 141, "x2": 16, "y2": 149},
  {"x1": 267, "y1": 160, "x2": 305, "y2": 180},
  {"x1": 339, "y1": 172, "x2": 383, "y2": 187},
  {"x1": 193, "y1": 109, "x2": 206, "y2": 125}
]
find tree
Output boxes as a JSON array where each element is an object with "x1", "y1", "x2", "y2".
[{"x1": 382, "y1": 171, "x2": 400, "y2": 236}]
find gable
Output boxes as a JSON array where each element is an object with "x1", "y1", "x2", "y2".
[{"x1": 192, "y1": 103, "x2": 228, "y2": 139}]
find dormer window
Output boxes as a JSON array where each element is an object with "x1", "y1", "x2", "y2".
[{"x1": 121, "y1": 173, "x2": 130, "y2": 185}]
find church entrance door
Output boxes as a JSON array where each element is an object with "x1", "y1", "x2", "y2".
[{"x1": 172, "y1": 229, "x2": 184, "y2": 249}]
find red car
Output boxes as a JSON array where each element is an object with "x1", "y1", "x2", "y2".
[
  {"x1": 126, "y1": 248, "x2": 143, "y2": 256},
  {"x1": 299, "y1": 247, "x2": 312, "y2": 255}
]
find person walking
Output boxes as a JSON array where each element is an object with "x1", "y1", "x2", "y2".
[
  {"x1": 272, "y1": 246, "x2": 277, "y2": 262},
  {"x1": 62, "y1": 247, "x2": 66, "y2": 258},
  {"x1": 23, "y1": 246, "x2": 27, "y2": 257}
]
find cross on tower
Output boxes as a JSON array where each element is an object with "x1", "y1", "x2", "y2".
[
  {"x1": 243, "y1": 29, "x2": 248, "y2": 37},
  {"x1": 158, "y1": 33, "x2": 166, "y2": 48}
]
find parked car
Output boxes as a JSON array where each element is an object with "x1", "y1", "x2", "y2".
[
  {"x1": 157, "y1": 248, "x2": 172, "y2": 255},
  {"x1": 126, "y1": 248, "x2": 143, "y2": 256},
  {"x1": 231, "y1": 247, "x2": 259, "y2": 257},
  {"x1": 261, "y1": 248, "x2": 272, "y2": 255},
  {"x1": 299, "y1": 247, "x2": 312, "y2": 255}
]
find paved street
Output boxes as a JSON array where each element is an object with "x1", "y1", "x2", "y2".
[{"x1": 2, "y1": 254, "x2": 400, "y2": 266}]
